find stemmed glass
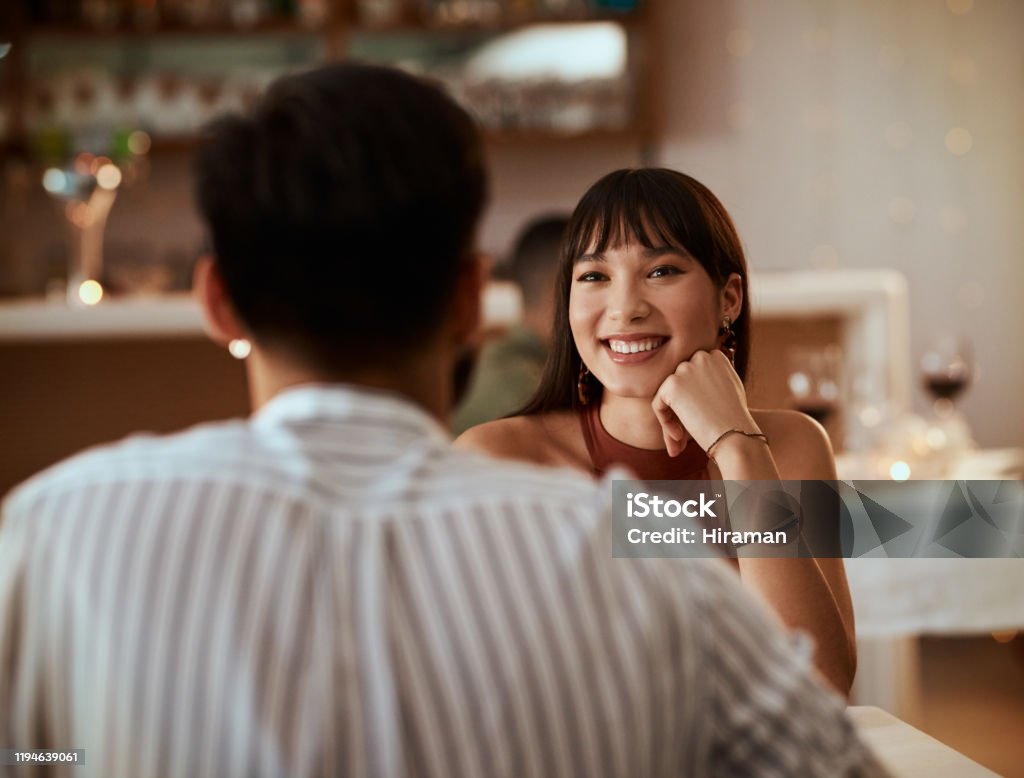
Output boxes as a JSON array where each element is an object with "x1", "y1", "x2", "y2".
[
  {"x1": 919, "y1": 335, "x2": 976, "y2": 457},
  {"x1": 39, "y1": 123, "x2": 151, "y2": 306},
  {"x1": 42, "y1": 154, "x2": 122, "y2": 306},
  {"x1": 920, "y1": 336, "x2": 973, "y2": 416}
]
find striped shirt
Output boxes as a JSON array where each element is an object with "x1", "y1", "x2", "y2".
[{"x1": 0, "y1": 384, "x2": 878, "y2": 777}]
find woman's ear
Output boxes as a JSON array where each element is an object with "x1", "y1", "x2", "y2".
[
  {"x1": 193, "y1": 256, "x2": 247, "y2": 347},
  {"x1": 720, "y1": 272, "x2": 744, "y2": 322}
]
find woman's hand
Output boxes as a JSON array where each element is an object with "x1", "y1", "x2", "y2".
[{"x1": 651, "y1": 349, "x2": 759, "y2": 456}]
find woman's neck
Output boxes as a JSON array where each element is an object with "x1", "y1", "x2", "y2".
[{"x1": 599, "y1": 392, "x2": 673, "y2": 450}]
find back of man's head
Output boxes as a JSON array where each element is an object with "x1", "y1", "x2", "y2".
[
  {"x1": 508, "y1": 214, "x2": 569, "y2": 313},
  {"x1": 195, "y1": 63, "x2": 488, "y2": 372}
]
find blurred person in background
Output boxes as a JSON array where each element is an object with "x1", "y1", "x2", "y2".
[
  {"x1": 451, "y1": 214, "x2": 569, "y2": 435},
  {"x1": 0, "y1": 67, "x2": 877, "y2": 777},
  {"x1": 457, "y1": 168, "x2": 857, "y2": 695}
]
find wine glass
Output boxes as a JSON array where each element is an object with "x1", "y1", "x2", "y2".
[
  {"x1": 786, "y1": 345, "x2": 842, "y2": 425},
  {"x1": 919, "y1": 335, "x2": 976, "y2": 458},
  {"x1": 920, "y1": 336, "x2": 973, "y2": 416}
]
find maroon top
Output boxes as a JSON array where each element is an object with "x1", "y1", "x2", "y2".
[{"x1": 579, "y1": 401, "x2": 711, "y2": 480}]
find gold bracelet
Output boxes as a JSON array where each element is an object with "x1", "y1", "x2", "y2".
[{"x1": 706, "y1": 428, "x2": 770, "y2": 463}]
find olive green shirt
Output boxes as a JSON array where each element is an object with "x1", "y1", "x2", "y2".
[{"x1": 451, "y1": 324, "x2": 547, "y2": 436}]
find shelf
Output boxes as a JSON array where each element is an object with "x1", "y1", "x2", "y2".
[
  {"x1": 0, "y1": 294, "x2": 204, "y2": 341},
  {"x1": 484, "y1": 125, "x2": 648, "y2": 145},
  {"x1": 11, "y1": 0, "x2": 655, "y2": 157},
  {"x1": 353, "y1": 10, "x2": 642, "y2": 34},
  {"x1": 0, "y1": 282, "x2": 520, "y2": 341},
  {"x1": 23, "y1": 8, "x2": 640, "y2": 42},
  {"x1": 25, "y1": 21, "x2": 330, "y2": 42},
  {"x1": 134, "y1": 125, "x2": 648, "y2": 154}
]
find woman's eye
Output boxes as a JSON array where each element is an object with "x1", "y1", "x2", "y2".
[
  {"x1": 576, "y1": 271, "x2": 608, "y2": 282},
  {"x1": 649, "y1": 265, "x2": 683, "y2": 278}
]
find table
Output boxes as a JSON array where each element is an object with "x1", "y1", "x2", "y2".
[
  {"x1": 839, "y1": 449, "x2": 1024, "y2": 717},
  {"x1": 848, "y1": 706, "x2": 997, "y2": 776},
  {"x1": 847, "y1": 556, "x2": 1024, "y2": 720},
  {"x1": 847, "y1": 558, "x2": 1024, "y2": 639}
]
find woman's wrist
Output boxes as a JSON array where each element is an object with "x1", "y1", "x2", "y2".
[
  {"x1": 705, "y1": 426, "x2": 767, "y2": 463},
  {"x1": 708, "y1": 432, "x2": 776, "y2": 476}
]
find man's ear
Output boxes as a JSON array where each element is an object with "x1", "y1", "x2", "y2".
[
  {"x1": 720, "y1": 272, "x2": 744, "y2": 322},
  {"x1": 449, "y1": 252, "x2": 489, "y2": 347},
  {"x1": 193, "y1": 256, "x2": 246, "y2": 347}
]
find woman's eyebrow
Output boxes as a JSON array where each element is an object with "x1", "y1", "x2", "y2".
[
  {"x1": 574, "y1": 252, "x2": 606, "y2": 263},
  {"x1": 643, "y1": 246, "x2": 690, "y2": 260}
]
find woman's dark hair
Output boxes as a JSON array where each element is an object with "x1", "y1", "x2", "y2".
[
  {"x1": 195, "y1": 63, "x2": 487, "y2": 372},
  {"x1": 519, "y1": 167, "x2": 751, "y2": 415}
]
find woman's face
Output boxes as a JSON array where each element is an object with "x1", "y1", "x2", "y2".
[{"x1": 568, "y1": 240, "x2": 736, "y2": 400}]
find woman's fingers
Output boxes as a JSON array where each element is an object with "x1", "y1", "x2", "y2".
[
  {"x1": 652, "y1": 382, "x2": 688, "y2": 457},
  {"x1": 653, "y1": 350, "x2": 755, "y2": 453}
]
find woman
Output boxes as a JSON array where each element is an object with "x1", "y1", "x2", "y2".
[{"x1": 456, "y1": 168, "x2": 856, "y2": 695}]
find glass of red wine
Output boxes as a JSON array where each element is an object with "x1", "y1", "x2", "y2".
[
  {"x1": 787, "y1": 345, "x2": 842, "y2": 426},
  {"x1": 920, "y1": 336, "x2": 973, "y2": 416}
]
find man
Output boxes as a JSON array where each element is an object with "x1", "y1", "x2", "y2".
[
  {"x1": 452, "y1": 215, "x2": 568, "y2": 434},
  {"x1": 0, "y1": 64, "x2": 879, "y2": 777}
]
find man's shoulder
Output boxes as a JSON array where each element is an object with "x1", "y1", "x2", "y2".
[{"x1": 3, "y1": 418, "x2": 252, "y2": 513}]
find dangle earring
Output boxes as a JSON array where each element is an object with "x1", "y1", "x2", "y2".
[
  {"x1": 718, "y1": 316, "x2": 737, "y2": 364},
  {"x1": 577, "y1": 363, "x2": 591, "y2": 406}
]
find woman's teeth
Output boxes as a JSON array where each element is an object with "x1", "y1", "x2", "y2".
[{"x1": 608, "y1": 338, "x2": 665, "y2": 354}]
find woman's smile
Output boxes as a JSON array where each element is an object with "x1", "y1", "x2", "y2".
[{"x1": 601, "y1": 334, "x2": 669, "y2": 363}]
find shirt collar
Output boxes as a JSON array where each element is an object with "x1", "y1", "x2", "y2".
[{"x1": 253, "y1": 383, "x2": 450, "y2": 444}]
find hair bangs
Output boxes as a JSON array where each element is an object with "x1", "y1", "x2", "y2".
[{"x1": 566, "y1": 171, "x2": 696, "y2": 263}]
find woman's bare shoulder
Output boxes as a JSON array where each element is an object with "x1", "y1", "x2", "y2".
[
  {"x1": 750, "y1": 408, "x2": 836, "y2": 479},
  {"x1": 454, "y1": 411, "x2": 586, "y2": 469},
  {"x1": 454, "y1": 416, "x2": 544, "y2": 458}
]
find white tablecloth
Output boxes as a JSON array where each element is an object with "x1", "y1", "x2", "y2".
[
  {"x1": 839, "y1": 448, "x2": 1024, "y2": 715},
  {"x1": 839, "y1": 447, "x2": 1024, "y2": 637},
  {"x1": 846, "y1": 558, "x2": 1024, "y2": 638}
]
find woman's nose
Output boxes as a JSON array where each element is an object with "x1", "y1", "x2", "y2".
[{"x1": 606, "y1": 279, "x2": 649, "y2": 322}]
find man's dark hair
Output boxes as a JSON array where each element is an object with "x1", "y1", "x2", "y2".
[
  {"x1": 507, "y1": 215, "x2": 570, "y2": 310},
  {"x1": 195, "y1": 63, "x2": 488, "y2": 371}
]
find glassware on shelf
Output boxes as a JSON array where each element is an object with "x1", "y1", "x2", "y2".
[
  {"x1": 39, "y1": 131, "x2": 151, "y2": 306},
  {"x1": 356, "y1": 0, "x2": 404, "y2": 27},
  {"x1": 41, "y1": 157, "x2": 115, "y2": 306},
  {"x1": 297, "y1": 0, "x2": 329, "y2": 27},
  {"x1": 786, "y1": 345, "x2": 842, "y2": 426},
  {"x1": 81, "y1": 0, "x2": 121, "y2": 30}
]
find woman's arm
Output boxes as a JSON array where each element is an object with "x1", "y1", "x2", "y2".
[
  {"x1": 651, "y1": 351, "x2": 855, "y2": 695},
  {"x1": 713, "y1": 412, "x2": 856, "y2": 696}
]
